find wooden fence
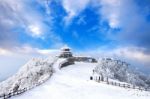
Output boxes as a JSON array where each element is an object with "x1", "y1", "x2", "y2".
[
  {"x1": 0, "y1": 58, "x2": 59, "y2": 99},
  {"x1": 90, "y1": 75, "x2": 150, "y2": 92},
  {"x1": 0, "y1": 76, "x2": 51, "y2": 99}
]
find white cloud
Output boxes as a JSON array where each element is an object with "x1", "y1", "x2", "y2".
[
  {"x1": 64, "y1": 0, "x2": 123, "y2": 28},
  {"x1": 0, "y1": 48, "x2": 12, "y2": 55},
  {"x1": 28, "y1": 24, "x2": 43, "y2": 37},
  {"x1": 78, "y1": 46, "x2": 150, "y2": 74},
  {"x1": 45, "y1": 0, "x2": 51, "y2": 15},
  {"x1": 36, "y1": 0, "x2": 51, "y2": 15},
  {"x1": 0, "y1": 0, "x2": 54, "y2": 38},
  {"x1": 61, "y1": 0, "x2": 125, "y2": 28},
  {"x1": 97, "y1": 0, "x2": 123, "y2": 28},
  {"x1": 0, "y1": 46, "x2": 60, "y2": 81},
  {"x1": 0, "y1": 0, "x2": 43, "y2": 37},
  {"x1": 91, "y1": 0, "x2": 150, "y2": 51},
  {"x1": 84, "y1": 46, "x2": 150, "y2": 69},
  {"x1": 112, "y1": 47, "x2": 150, "y2": 63},
  {"x1": 62, "y1": 0, "x2": 90, "y2": 25},
  {"x1": 0, "y1": 0, "x2": 64, "y2": 48}
]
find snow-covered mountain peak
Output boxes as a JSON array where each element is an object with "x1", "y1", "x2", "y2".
[{"x1": 0, "y1": 51, "x2": 150, "y2": 99}]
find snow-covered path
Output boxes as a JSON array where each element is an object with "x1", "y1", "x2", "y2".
[{"x1": 13, "y1": 62, "x2": 150, "y2": 99}]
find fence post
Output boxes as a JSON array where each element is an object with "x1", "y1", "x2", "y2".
[
  {"x1": 101, "y1": 75, "x2": 104, "y2": 81},
  {"x1": 9, "y1": 93, "x2": 11, "y2": 98},
  {"x1": 139, "y1": 87, "x2": 142, "y2": 91},
  {"x1": 3, "y1": 94, "x2": 5, "y2": 99},
  {"x1": 90, "y1": 76, "x2": 93, "y2": 80},
  {"x1": 96, "y1": 76, "x2": 97, "y2": 82},
  {"x1": 114, "y1": 82, "x2": 116, "y2": 86},
  {"x1": 127, "y1": 85, "x2": 130, "y2": 88},
  {"x1": 123, "y1": 84, "x2": 125, "y2": 88},
  {"x1": 107, "y1": 81, "x2": 109, "y2": 84},
  {"x1": 133, "y1": 85, "x2": 135, "y2": 89},
  {"x1": 111, "y1": 82, "x2": 113, "y2": 85},
  {"x1": 106, "y1": 77, "x2": 108, "y2": 84},
  {"x1": 93, "y1": 70, "x2": 94, "y2": 75},
  {"x1": 98, "y1": 76, "x2": 100, "y2": 82},
  {"x1": 107, "y1": 78, "x2": 109, "y2": 84}
]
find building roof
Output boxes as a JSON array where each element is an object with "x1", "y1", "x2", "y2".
[{"x1": 61, "y1": 45, "x2": 71, "y2": 51}]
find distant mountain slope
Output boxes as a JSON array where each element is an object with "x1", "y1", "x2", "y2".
[{"x1": 94, "y1": 58, "x2": 150, "y2": 88}]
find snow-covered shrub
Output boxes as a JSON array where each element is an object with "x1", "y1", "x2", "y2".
[
  {"x1": 94, "y1": 58, "x2": 150, "y2": 88},
  {"x1": 0, "y1": 57, "x2": 54, "y2": 95}
]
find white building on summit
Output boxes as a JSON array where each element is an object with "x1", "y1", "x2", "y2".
[{"x1": 59, "y1": 46, "x2": 73, "y2": 58}]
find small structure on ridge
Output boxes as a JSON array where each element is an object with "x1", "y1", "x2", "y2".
[{"x1": 59, "y1": 46, "x2": 73, "y2": 58}]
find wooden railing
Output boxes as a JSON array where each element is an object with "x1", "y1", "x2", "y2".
[
  {"x1": 0, "y1": 75, "x2": 52, "y2": 99},
  {"x1": 90, "y1": 75, "x2": 150, "y2": 92},
  {"x1": 0, "y1": 88, "x2": 27, "y2": 99},
  {"x1": 0, "y1": 57, "x2": 58, "y2": 99}
]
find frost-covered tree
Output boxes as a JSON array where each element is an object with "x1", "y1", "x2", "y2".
[
  {"x1": 0, "y1": 56, "x2": 56, "y2": 95},
  {"x1": 94, "y1": 58, "x2": 150, "y2": 88}
]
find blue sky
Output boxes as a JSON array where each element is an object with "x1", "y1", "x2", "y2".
[
  {"x1": 0, "y1": 0, "x2": 150, "y2": 50},
  {"x1": 0, "y1": 0, "x2": 150, "y2": 80}
]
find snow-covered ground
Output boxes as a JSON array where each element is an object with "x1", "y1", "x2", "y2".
[
  {"x1": 0, "y1": 56, "x2": 56, "y2": 95},
  {"x1": 52, "y1": 58, "x2": 67, "y2": 72},
  {"x1": 12, "y1": 62, "x2": 150, "y2": 99}
]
